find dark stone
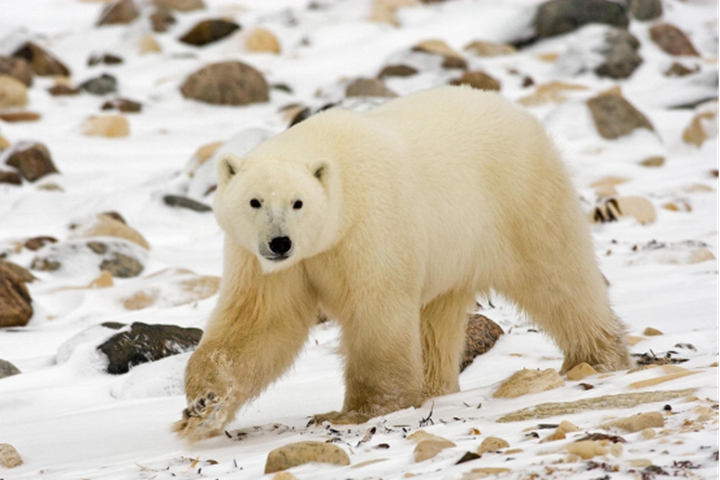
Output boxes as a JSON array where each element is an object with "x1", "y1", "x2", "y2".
[
  {"x1": 154, "y1": 0, "x2": 205, "y2": 12},
  {"x1": 649, "y1": 23, "x2": 699, "y2": 57},
  {"x1": 5, "y1": 143, "x2": 59, "y2": 182},
  {"x1": 455, "y1": 451, "x2": 481, "y2": 465},
  {"x1": 0, "y1": 359, "x2": 21, "y2": 379},
  {"x1": 378, "y1": 64, "x2": 419, "y2": 79},
  {"x1": 97, "y1": 322, "x2": 203, "y2": 374},
  {"x1": 163, "y1": 194, "x2": 212, "y2": 212},
  {"x1": 12, "y1": 42, "x2": 71, "y2": 77},
  {"x1": 100, "y1": 211, "x2": 127, "y2": 224},
  {"x1": 30, "y1": 257, "x2": 61, "y2": 272},
  {"x1": 288, "y1": 107, "x2": 311, "y2": 128},
  {"x1": 47, "y1": 84, "x2": 80, "y2": 96},
  {"x1": 79, "y1": 74, "x2": 118, "y2": 96},
  {"x1": 99, "y1": 252, "x2": 144, "y2": 278},
  {"x1": 345, "y1": 78, "x2": 398, "y2": 98},
  {"x1": 88, "y1": 53, "x2": 124, "y2": 66},
  {"x1": 0, "y1": 260, "x2": 33, "y2": 328},
  {"x1": 150, "y1": 8, "x2": 177, "y2": 33},
  {"x1": 86, "y1": 241, "x2": 109, "y2": 254},
  {"x1": 101, "y1": 98, "x2": 142, "y2": 113},
  {"x1": 0, "y1": 112, "x2": 41, "y2": 123},
  {"x1": 97, "y1": 0, "x2": 140, "y2": 26},
  {"x1": 534, "y1": 0, "x2": 629, "y2": 39},
  {"x1": 24, "y1": 236, "x2": 58, "y2": 251},
  {"x1": 180, "y1": 61, "x2": 269, "y2": 106},
  {"x1": 179, "y1": 19, "x2": 240, "y2": 46},
  {"x1": 594, "y1": 29, "x2": 643, "y2": 79},
  {"x1": 460, "y1": 313, "x2": 504, "y2": 372},
  {"x1": 0, "y1": 56, "x2": 33, "y2": 87},
  {"x1": 101, "y1": 321, "x2": 126, "y2": 330},
  {"x1": 0, "y1": 170, "x2": 21, "y2": 186},
  {"x1": 0, "y1": 260, "x2": 36, "y2": 284},
  {"x1": 664, "y1": 62, "x2": 698, "y2": 77},
  {"x1": 587, "y1": 94, "x2": 654, "y2": 139},
  {"x1": 450, "y1": 71, "x2": 501, "y2": 91},
  {"x1": 271, "y1": 83, "x2": 293, "y2": 94},
  {"x1": 629, "y1": 0, "x2": 662, "y2": 21}
]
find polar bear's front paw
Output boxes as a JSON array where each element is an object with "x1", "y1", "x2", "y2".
[
  {"x1": 173, "y1": 392, "x2": 229, "y2": 442},
  {"x1": 309, "y1": 410, "x2": 372, "y2": 426}
]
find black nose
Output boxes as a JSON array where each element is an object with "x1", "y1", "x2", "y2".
[{"x1": 269, "y1": 236, "x2": 292, "y2": 255}]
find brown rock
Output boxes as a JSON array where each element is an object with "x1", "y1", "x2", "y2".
[
  {"x1": 48, "y1": 84, "x2": 80, "y2": 96},
  {"x1": 72, "y1": 214, "x2": 149, "y2": 249},
  {"x1": 101, "y1": 98, "x2": 142, "y2": 113},
  {"x1": 0, "y1": 57, "x2": 33, "y2": 87},
  {"x1": 264, "y1": 441, "x2": 350, "y2": 474},
  {"x1": 82, "y1": 115, "x2": 130, "y2": 137},
  {"x1": 587, "y1": 94, "x2": 654, "y2": 140},
  {"x1": 533, "y1": 0, "x2": 629, "y2": 39},
  {"x1": 0, "y1": 444, "x2": 22, "y2": 468},
  {"x1": 664, "y1": 62, "x2": 697, "y2": 77},
  {"x1": 0, "y1": 135, "x2": 8, "y2": 150},
  {"x1": 477, "y1": 436, "x2": 509, "y2": 454},
  {"x1": 602, "y1": 412, "x2": 664, "y2": 432},
  {"x1": 450, "y1": 71, "x2": 501, "y2": 91},
  {"x1": 464, "y1": 41, "x2": 516, "y2": 57},
  {"x1": 412, "y1": 39, "x2": 467, "y2": 69},
  {"x1": 246, "y1": 28, "x2": 281, "y2": 53},
  {"x1": 0, "y1": 111, "x2": 40, "y2": 123},
  {"x1": 24, "y1": 236, "x2": 58, "y2": 251},
  {"x1": 0, "y1": 170, "x2": 21, "y2": 185},
  {"x1": 493, "y1": 368, "x2": 564, "y2": 398},
  {"x1": 640, "y1": 156, "x2": 664, "y2": 167},
  {"x1": 345, "y1": 78, "x2": 398, "y2": 98},
  {"x1": 88, "y1": 53, "x2": 124, "y2": 66},
  {"x1": 566, "y1": 362, "x2": 598, "y2": 381},
  {"x1": 414, "y1": 439, "x2": 455, "y2": 462},
  {"x1": 0, "y1": 75, "x2": 28, "y2": 110},
  {"x1": 461, "y1": 313, "x2": 504, "y2": 371},
  {"x1": 180, "y1": 61, "x2": 269, "y2": 106},
  {"x1": 0, "y1": 260, "x2": 33, "y2": 328},
  {"x1": 100, "y1": 252, "x2": 144, "y2": 278},
  {"x1": 12, "y1": 42, "x2": 70, "y2": 77},
  {"x1": 0, "y1": 260, "x2": 36, "y2": 284},
  {"x1": 179, "y1": 19, "x2": 240, "y2": 46},
  {"x1": 5, "y1": 142, "x2": 59, "y2": 182},
  {"x1": 153, "y1": 0, "x2": 205, "y2": 11},
  {"x1": 649, "y1": 24, "x2": 699, "y2": 57},
  {"x1": 150, "y1": 8, "x2": 176, "y2": 33},
  {"x1": 378, "y1": 64, "x2": 419, "y2": 79},
  {"x1": 97, "y1": 0, "x2": 140, "y2": 26}
]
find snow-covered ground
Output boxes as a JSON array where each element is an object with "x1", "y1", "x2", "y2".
[{"x1": 0, "y1": 0, "x2": 717, "y2": 478}]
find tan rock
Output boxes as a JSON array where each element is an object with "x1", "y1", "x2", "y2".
[
  {"x1": 690, "y1": 248, "x2": 715, "y2": 264},
  {"x1": 640, "y1": 156, "x2": 665, "y2": 167},
  {"x1": 464, "y1": 40, "x2": 516, "y2": 57},
  {"x1": 643, "y1": 327, "x2": 663, "y2": 336},
  {"x1": 603, "y1": 411, "x2": 664, "y2": 432},
  {"x1": 186, "y1": 141, "x2": 223, "y2": 177},
  {"x1": 246, "y1": 27, "x2": 281, "y2": 54},
  {"x1": 369, "y1": 0, "x2": 419, "y2": 25},
  {"x1": 557, "y1": 420, "x2": 580, "y2": 435},
  {"x1": 272, "y1": 473, "x2": 299, "y2": 480},
  {"x1": 0, "y1": 443, "x2": 22, "y2": 468},
  {"x1": 82, "y1": 115, "x2": 130, "y2": 138},
  {"x1": 97, "y1": 0, "x2": 140, "y2": 26},
  {"x1": 153, "y1": 0, "x2": 205, "y2": 11},
  {"x1": 345, "y1": 78, "x2": 397, "y2": 98},
  {"x1": 461, "y1": 467, "x2": 511, "y2": 479},
  {"x1": 412, "y1": 39, "x2": 467, "y2": 69},
  {"x1": 89, "y1": 270, "x2": 114, "y2": 288},
  {"x1": 414, "y1": 439, "x2": 455, "y2": 462},
  {"x1": 493, "y1": 368, "x2": 564, "y2": 398},
  {"x1": 682, "y1": 102, "x2": 718, "y2": 147},
  {"x1": 566, "y1": 440, "x2": 609, "y2": 459},
  {"x1": 566, "y1": 363, "x2": 598, "y2": 381},
  {"x1": 352, "y1": 458, "x2": 388, "y2": 469},
  {"x1": 518, "y1": 81, "x2": 587, "y2": 107},
  {"x1": 629, "y1": 370, "x2": 700, "y2": 389},
  {"x1": 0, "y1": 135, "x2": 9, "y2": 150},
  {"x1": 119, "y1": 268, "x2": 220, "y2": 310},
  {"x1": 139, "y1": 35, "x2": 162, "y2": 54},
  {"x1": 264, "y1": 441, "x2": 350, "y2": 474},
  {"x1": 477, "y1": 436, "x2": 509, "y2": 454},
  {"x1": 0, "y1": 75, "x2": 28, "y2": 109},
  {"x1": 640, "y1": 428, "x2": 656, "y2": 440},
  {"x1": 540, "y1": 431, "x2": 565, "y2": 443},
  {"x1": 629, "y1": 458, "x2": 652, "y2": 467},
  {"x1": 626, "y1": 336, "x2": 644, "y2": 346},
  {"x1": 407, "y1": 430, "x2": 448, "y2": 444},
  {"x1": 73, "y1": 214, "x2": 149, "y2": 249}
]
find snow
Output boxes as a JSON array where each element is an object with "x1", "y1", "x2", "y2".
[{"x1": 0, "y1": 0, "x2": 717, "y2": 479}]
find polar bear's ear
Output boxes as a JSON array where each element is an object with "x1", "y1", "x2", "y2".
[
  {"x1": 218, "y1": 154, "x2": 243, "y2": 184},
  {"x1": 311, "y1": 161, "x2": 329, "y2": 186}
]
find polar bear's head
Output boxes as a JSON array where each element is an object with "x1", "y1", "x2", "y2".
[{"x1": 213, "y1": 152, "x2": 337, "y2": 273}]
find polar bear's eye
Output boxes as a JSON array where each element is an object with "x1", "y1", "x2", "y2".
[
  {"x1": 250, "y1": 198, "x2": 261, "y2": 208},
  {"x1": 293, "y1": 200, "x2": 303, "y2": 210}
]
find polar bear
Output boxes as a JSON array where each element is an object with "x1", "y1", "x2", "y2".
[{"x1": 174, "y1": 86, "x2": 631, "y2": 442}]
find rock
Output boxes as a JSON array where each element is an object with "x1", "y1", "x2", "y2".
[
  {"x1": 0, "y1": 111, "x2": 40, "y2": 123},
  {"x1": 477, "y1": 436, "x2": 509, "y2": 454},
  {"x1": 664, "y1": 62, "x2": 697, "y2": 77},
  {"x1": 88, "y1": 53, "x2": 124, "y2": 66},
  {"x1": 460, "y1": 313, "x2": 504, "y2": 371},
  {"x1": 497, "y1": 388, "x2": 694, "y2": 422},
  {"x1": 97, "y1": 0, "x2": 140, "y2": 26},
  {"x1": 587, "y1": 94, "x2": 654, "y2": 140},
  {"x1": 0, "y1": 260, "x2": 33, "y2": 327},
  {"x1": 493, "y1": 368, "x2": 564, "y2": 398},
  {"x1": 566, "y1": 440, "x2": 609, "y2": 459},
  {"x1": 519, "y1": 81, "x2": 587, "y2": 107},
  {"x1": 464, "y1": 41, "x2": 516, "y2": 57},
  {"x1": 690, "y1": 248, "x2": 715, "y2": 264},
  {"x1": 566, "y1": 362, "x2": 598, "y2": 381},
  {"x1": 0, "y1": 135, "x2": 9, "y2": 150},
  {"x1": 603, "y1": 412, "x2": 664, "y2": 432},
  {"x1": 449, "y1": 71, "x2": 501, "y2": 91},
  {"x1": 48, "y1": 83, "x2": 80, "y2": 96},
  {"x1": 139, "y1": 36, "x2": 162, "y2": 54},
  {"x1": 264, "y1": 441, "x2": 350, "y2": 474},
  {"x1": 0, "y1": 359, "x2": 21, "y2": 379},
  {"x1": 642, "y1": 327, "x2": 663, "y2": 336},
  {"x1": 345, "y1": 78, "x2": 398, "y2": 98},
  {"x1": 407, "y1": 430, "x2": 451, "y2": 444},
  {"x1": 179, "y1": 19, "x2": 240, "y2": 46},
  {"x1": 153, "y1": 0, "x2": 205, "y2": 11},
  {"x1": 682, "y1": 102, "x2": 717, "y2": 147},
  {"x1": 629, "y1": 0, "x2": 662, "y2": 21},
  {"x1": 272, "y1": 473, "x2": 299, "y2": 480},
  {"x1": 5, "y1": 142, "x2": 59, "y2": 182},
  {"x1": 533, "y1": 0, "x2": 629, "y2": 39},
  {"x1": 0, "y1": 170, "x2": 21, "y2": 185},
  {"x1": 370, "y1": 0, "x2": 419, "y2": 26},
  {"x1": 71, "y1": 213, "x2": 149, "y2": 249},
  {"x1": 24, "y1": 236, "x2": 58, "y2": 251},
  {"x1": 594, "y1": 28, "x2": 642, "y2": 79},
  {"x1": 649, "y1": 23, "x2": 699, "y2": 57},
  {"x1": 89, "y1": 270, "x2": 114, "y2": 288},
  {"x1": 180, "y1": 61, "x2": 269, "y2": 106},
  {"x1": 79, "y1": 74, "x2": 118, "y2": 96},
  {"x1": 412, "y1": 39, "x2": 467, "y2": 69},
  {"x1": 97, "y1": 322, "x2": 203, "y2": 374},
  {"x1": 640, "y1": 156, "x2": 664, "y2": 167},
  {"x1": 0, "y1": 444, "x2": 22, "y2": 468},
  {"x1": 163, "y1": 194, "x2": 212, "y2": 212},
  {"x1": 100, "y1": 252, "x2": 144, "y2": 278},
  {"x1": 0, "y1": 57, "x2": 33, "y2": 86},
  {"x1": 82, "y1": 115, "x2": 130, "y2": 138},
  {"x1": 12, "y1": 42, "x2": 70, "y2": 77},
  {"x1": 377, "y1": 64, "x2": 419, "y2": 79},
  {"x1": 0, "y1": 75, "x2": 28, "y2": 109},
  {"x1": 101, "y1": 98, "x2": 142, "y2": 113},
  {"x1": 150, "y1": 8, "x2": 176, "y2": 33},
  {"x1": 629, "y1": 367, "x2": 699, "y2": 389},
  {"x1": 542, "y1": 420, "x2": 580, "y2": 442},
  {"x1": 0, "y1": 261, "x2": 36, "y2": 284},
  {"x1": 414, "y1": 438, "x2": 455, "y2": 462},
  {"x1": 246, "y1": 27, "x2": 281, "y2": 53},
  {"x1": 120, "y1": 268, "x2": 220, "y2": 310},
  {"x1": 462, "y1": 468, "x2": 511, "y2": 479}
]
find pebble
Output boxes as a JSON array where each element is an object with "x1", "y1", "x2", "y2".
[{"x1": 264, "y1": 441, "x2": 350, "y2": 474}]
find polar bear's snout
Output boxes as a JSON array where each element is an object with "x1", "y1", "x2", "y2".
[{"x1": 268, "y1": 236, "x2": 292, "y2": 257}]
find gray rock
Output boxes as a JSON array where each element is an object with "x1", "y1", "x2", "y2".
[
  {"x1": 79, "y1": 74, "x2": 118, "y2": 96},
  {"x1": 0, "y1": 359, "x2": 21, "y2": 379},
  {"x1": 629, "y1": 0, "x2": 662, "y2": 21},
  {"x1": 30, "y1": 239, "x2": 146, "y2": 278},
  {"x1": 534, "y1": 0, "x2": 629, "y2": 39},
  {"x1": 163, "y1": 194, "x2": 212, "y2": 212},
  {"x1": 179, "y1": 19, "x2": 240, "y2": 46},
  {"x1": 587, "y1": 94, "x2": 654, "y2": 139},
  {"x1": 180, "y1": 61, "x2": 269, "y2": 106},
  {"x1": 99, "y1": 252, "x2": 144, "y2": 278},
  {"x1": 594, "y1": 28, "x2": 642, "y2": 79},
  {"x1": 97, "y1": 322, "x2": 203, "y2": 374},
  {"x1": 345, "y1": 78, "x2": 398, "y2": 98}
]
